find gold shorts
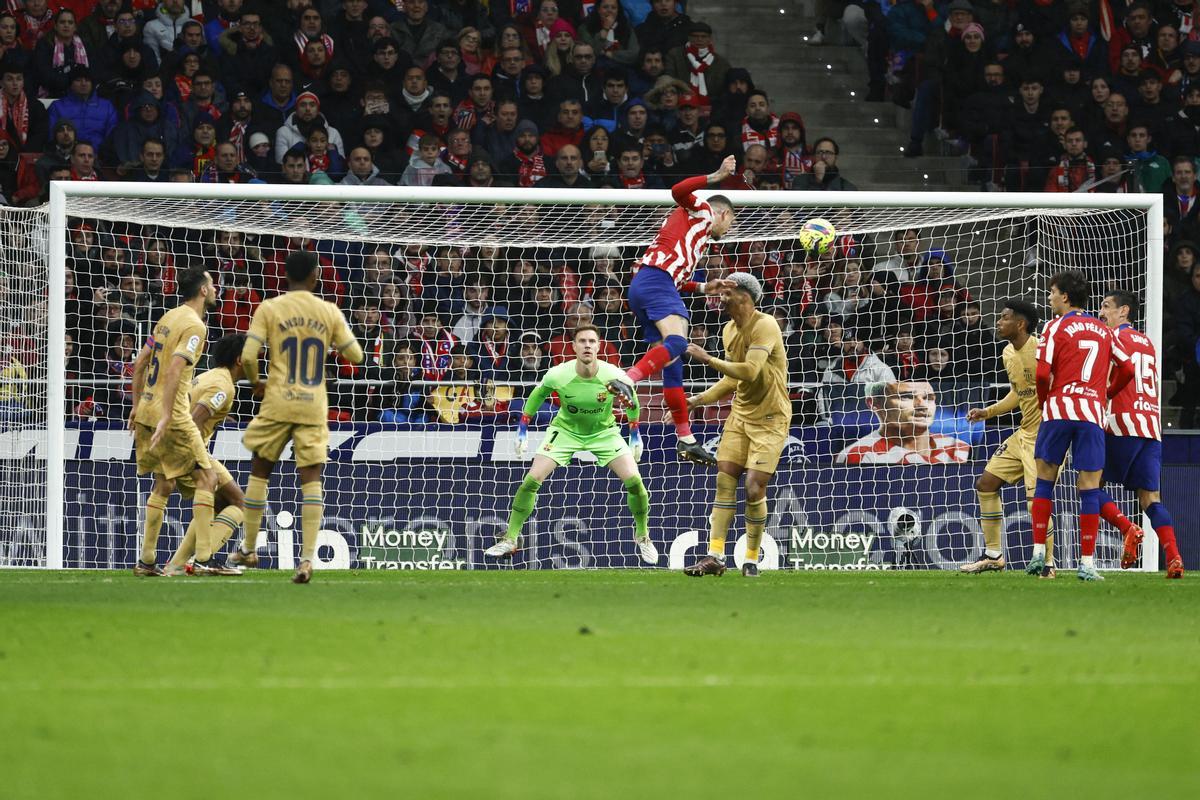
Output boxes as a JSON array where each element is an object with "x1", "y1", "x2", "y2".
[
  {"x1": 985, "y1": 430, "x2": 1037, "y2": 495},
  {"x1": 176, "y1": 459, "x2": 234, "y2": 499},
  {"x1": 716, "y1": 414, "x2": 789, "y2": 475},
  {"x1": 134, "y1": 422, "x2": 211, "y2": 480},
  {"x1": 243, "y1": 416, "x2": 329, "y2": 467}
]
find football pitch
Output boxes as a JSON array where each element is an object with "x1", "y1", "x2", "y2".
[{"x1": 2, "y1": 569, "x2": 1197, "y2": 799}]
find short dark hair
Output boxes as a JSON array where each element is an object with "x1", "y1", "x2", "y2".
[
  {"x1": 210, "y1": 333, "x2": 246, "y2": 369},
  {"x1": 1104, "y1": 289, "x2": 1139, "y2": 321},
  {"x1": 285, "y1": 250, "x2": 319, "y2": 283},
  {"x1": 708, "y1": 194, "x2": 733, "y2": 214},
  {"x1": 572, "y1": 323, "x2": 601, "y2": 341},
  {"x1": 813, "y1": 136, "x2": 839, "y2": 155},
  {"x1": 177, "y1": 266, "x2": 209, "y2": 300},
  {"x1": 1002, "y1": 298, "x2": 1040, "y2": 333},
  {"x1": 1049, "y1": 269, "x2": 1089, "y2": 307}
]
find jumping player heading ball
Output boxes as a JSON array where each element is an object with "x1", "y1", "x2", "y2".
[{"x1": 606, "y1": 155, "x2": 739, "y2": 467}]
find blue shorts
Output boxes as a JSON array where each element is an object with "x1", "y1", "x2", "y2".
[
  {"x1": 1033, "y1": 419, "x2": 1106, "y2": 472},
  {"x1": 628, "y1": 266, "x2": 689, "y2": 343},
  {"x1": 1102, "y1": 434, "x2": 1162, "y2": 492}
]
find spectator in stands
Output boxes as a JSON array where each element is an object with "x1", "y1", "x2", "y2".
[
  {"x1": 391, "y1": 0, "x2": 448, "y2": 63},
  {"x1": 536, "y1": 143, "x2": 596, "y2": 188},
  {"x1": 205, "y1": 0, "x2": 243, "y2": 53},
  {"x1": 1110, "y1": 2, "x2": 1156, "y2": 74},
  {"x1": 1166, "y1": 155, "x2": 1200, "y2": 242},
  {"x1": 607, "y1": 142, "x2": 660, "y2": 188},
  {"x1": 960, "y1": 60, "x2": 1011, "y2": 190},
  {"x1": 429, "y1": 38, "x2": 471, "y2": 104},
  {"x1": 1112, "y1": 46, "x2": 1144, "y2": 101},
  {"x1": 1007, "y1": 76, "x2": 1050, "y2": 192},
  {"x1": 469, "y1": 314, "x2": 520, "y2": 387},
  {"x1": 543, "y1": 19, "x2": 579, "y2": 78},
  {"x1": 203, "y1": 140, "x2": 258, "y2": 182},
  {"x1": 666, "y1": 20, "x2": 728, "y2": 117},
  {"x1": 636, "y1": 0, "x2": 691, "y2": 53},
  {"x1": 173, "y1": 111, "x2": 218, "y2": 176},
  {"x1": 274, "y1": 90, "x2": 344, "y2": 163},
  {"x1": 30, "y1": 8, "x2": 90, "y2": 99},
  {"x1": 129, "y1": 137, "x2": 169, "y2": 182},
  {"x1": 515, "y1": 330, "x2": 549, "y2": 387},
  {"x1": 712, "y1": 66, "x2": 753, "y2": 134},
  {"x1": 791, "y1": 136, "x2": 857, "y2": 191},
  {"x1": 540, "y1": 98, "x2": 586, "y2": 157},
  {"x1": 551, "y1": 42, "x2": 604, "y2": 105},
  {"x1": 341, "y1": 146, "x2": 389, "y2": 186},
  {"x1": 876, "y1": 228, "x2": 924, "y2": 283},
  {"x1": 519, "y1": 0, "x2": 563, "y2": 61},
  {"x1": 377, "y1": 340, "x2": 427, "y2": 423},
  {"x1": 585, "y1": 68, "x2": 631, "y2": 132},
  {"x1": 0, "y1": 61, "x2": 48, "y2": 153},
  {"x1": 1053, "y1": 5, "x2": 1109, "y2": 79},
  {"x1": 1125, "y1": 123, "x2": 1170, "y2": 192},
  {"x1": 740, "y1": 89, "x2": 779, "y2": 151},
  {"x1": 220, "y1": 10, "x2": 279, "y2": 100},
  {"x1": 69, "y1": 140, "x2": 99, "y2": 180},
  {"x1": 1044, "y1": 127, "x2": 1094, "y2": 192},
  {"x1": 144, "y1": 0, "x2": 192, "y2": 63},
  {"x1": 108, "y1": 91, "x2": 177, "y2": 167},
  {"x1": 1179, "y1": 41, "x2": 1200, "y2": 97},
  {"x1": 517, "y1": 64, "x2": 554, "y2": 131},
  {"x1": 492, "y1": 47, "x2": 527, "y2": 100},
  {"x1": 452, "y1": 278, "x2": 493, "y2": 343},
  {"x1": 182, "y1": 73, "x2": 226, "y2": 133},
  {"x1": 500, "y1": 119, "x2": 547, "y2": 186},
  {"x1": 580, "y1": 0, "x2": 640, "y2": 68},
  {"x1": 47, "y1": 67, "x2": 116, "y2": 150},
  {"x1": 454, "y1": 75, "x2": 495, "y2": 132},
  {"x1": 820, "y1": 319, "x2": 896, "y2": 386}
]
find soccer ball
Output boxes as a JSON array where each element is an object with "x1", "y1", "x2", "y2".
[{"x1": 798, "y1": 217, "x2": 837, "y2": 255}]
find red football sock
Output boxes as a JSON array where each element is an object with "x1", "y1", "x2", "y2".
[
  {"x1": 1080, "y1": 513, "x2": 1100, "y2": 557},
  {"x1": 662, "y1": 386, "x2": 692, "y2": 438},
  {"x1": 1100, "y1": 501, "x2": 1134, "y2": 534},
  {"x1": 627, "y1": 345, "x2": 671, "y2": 383},
  {"x1": 1031, "y1": 497, "x2": 1052, "y2": 545},
  {"x1": 1157, "y1": 525, "x2": 1181, "y2": 563}
]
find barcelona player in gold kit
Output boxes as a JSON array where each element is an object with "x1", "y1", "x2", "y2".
[
  {"x1": 682, "y1": 273, "x2": 791, "y2": 578},
  {"x1": 128, "y1": 268, "x2": 238, "y2": 575},
  {"x1": 229, "y1": 251, "x2": 364, "y2": 584},
  {"x1": 163, "y1": 334, "x2": 249, "y2": 574},
  {"x1": 963, "y1": 299, "x2": 1056, "y2": 577}
]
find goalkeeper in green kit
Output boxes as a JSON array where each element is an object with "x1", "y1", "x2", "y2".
[{"x1": 485, "y1": 324, "x2": 659, "y2": 564}]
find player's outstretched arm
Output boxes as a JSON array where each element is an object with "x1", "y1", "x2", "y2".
[
  {"x1": 969, "y1": 388, "x2": 1019, "y2": 422},
  {"x1": 688, "y1": 376, "x2": 737, "y2": 409},
  {"x1": 688, "y1": 341, "x2": 770, "y2": 382}
]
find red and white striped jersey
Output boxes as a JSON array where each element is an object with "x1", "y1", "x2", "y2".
[
  {"x1": 836, "y1": 432, "x2": 970, "y2": 465},
  {"x1": 1106, "y1": 323, "x2": 1161, "y2": 440},
  {"x1": 635, "y1": 174, "x2": 714, "y2": 288},
  {"x1": 1037, "y1": 311, "x2": 1128, "y2": 426}
]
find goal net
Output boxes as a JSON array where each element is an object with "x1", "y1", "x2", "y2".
[{"x1": 2, "y1": 185, "x2": 1162, "y2": 572}]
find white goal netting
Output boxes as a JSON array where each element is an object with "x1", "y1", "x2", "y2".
[{"x1": 0, "y1": 188, "x2": 1159, "y2": 571}]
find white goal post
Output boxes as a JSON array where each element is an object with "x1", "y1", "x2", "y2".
[{"x1": 19, "y1": 182, "x2": 1165, "y2": 571}]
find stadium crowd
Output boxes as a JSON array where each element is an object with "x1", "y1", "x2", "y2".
[{"x1": 0, "y1": 0, "x2": 1196, "y2": 426}]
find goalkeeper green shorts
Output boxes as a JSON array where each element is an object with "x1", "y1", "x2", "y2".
[{"x1": 538, "y1": 426, "x2": 630, "y2": 467}]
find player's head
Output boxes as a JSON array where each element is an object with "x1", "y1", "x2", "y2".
[
  {"x1": 707, "y1": 194, "x2": 735, "y2": 239},
  {"x1": 1100, "y1": 289, "x2": 1138, "y2": 328},
  {"x1": 285, "y1": 250, "x2": 320, "y2": 290},
  {"x1": 572, "y1": 323, "x2": 601, "y2": 364},
  {"x1": 1048, "y1": 269, "x2": 1089, "y2": 314},
  {"x1": 210, "y1": 333, "x2": 246, "y2": 372},
  {"x1": 724, "y1": 271, "x2": 762, "y2": 312},
  {"x1": 866, "y1": 380, "x2": 936, "y2": 438},
  {"x1": 178, "y1": 266, "x2": 218, "y2": 311},
  {"x1": 998, "y1": 298, "x2": 1040, "y2": 340}
]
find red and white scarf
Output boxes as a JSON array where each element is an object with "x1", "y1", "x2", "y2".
[
  {"x1": 513, "y1": 146, "x2": 546, "y2": 187},
  {"x1": 741, "y1": 114, "x2": 780, "y2": 149},
  {"x1": 783, "y1": 149, "x2": 809, "y2": 187},
  {"x1": 684, "y1": 43, "x2": 715, "y2": 105},
  {"x1": 0, "y1": 90, "x2": 29, "y2": 145},
  {"x1": 294, "y1": 31, "x2": 334, "y2": 59},
  {"x1": 52, "y1": 35, "x2": 89, "y2": 69},
  {"x1": 453, "y1": 98, "x2": 494, "y2": 131},
  {"x1": 619, "y1": 172, "x2": 645, "y2": 189},
  {"x1": 308, "y1": 152, "x2": 330, "y2": 173},
  {"x1": 535, "y1": 21, "x2": 551, "y2": 52},
  {"x1": 1056, "y1": 153, "x2": 1096, "y2": 191},
  {"x1": 442, "y1": 150, "x2": 468, "y2": 174},
  {"x1": 228, "y1": 119, "x2": 248, "y2": 161}
]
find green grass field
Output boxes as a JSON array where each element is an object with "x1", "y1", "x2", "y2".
[{"x1": 2, "y1": 569, "x2": 1197, "y2": 799}]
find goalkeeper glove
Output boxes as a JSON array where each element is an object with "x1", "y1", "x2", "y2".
[
  {"x1": 515, "y1": 414, "x2": 530, "y2": 455},
  {"x1": 629, "y1": 422, "x2": 643, "y2": 462}
]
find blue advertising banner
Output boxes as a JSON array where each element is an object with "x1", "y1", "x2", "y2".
[{"x1": 53, "y1": 421, "x2": 1131, "y2": 571}]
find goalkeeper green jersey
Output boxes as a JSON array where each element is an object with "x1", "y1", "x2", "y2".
[{"x1": 525, "y1": 360, "x2": 639, "y2": 436}]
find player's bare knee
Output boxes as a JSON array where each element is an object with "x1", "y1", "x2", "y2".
[
  {"x1": 153, "y1": 476, "x2": 175, "y2": 497},
  {"x1": 745, "y1": 474, "x2": 770, "y2": 502},
  {"x1": 218, "y1": 482, "x2": 245, "y2": 510},
  {"x1": 1138, "y1": 489, "x2": 1160, "y2": 509},
  {"x1": 976, "y1": 472, "x2": 1002, "y2": 494},
  {"x1": 193, "y1": 467, "x2": 217, "y2": 493}
]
